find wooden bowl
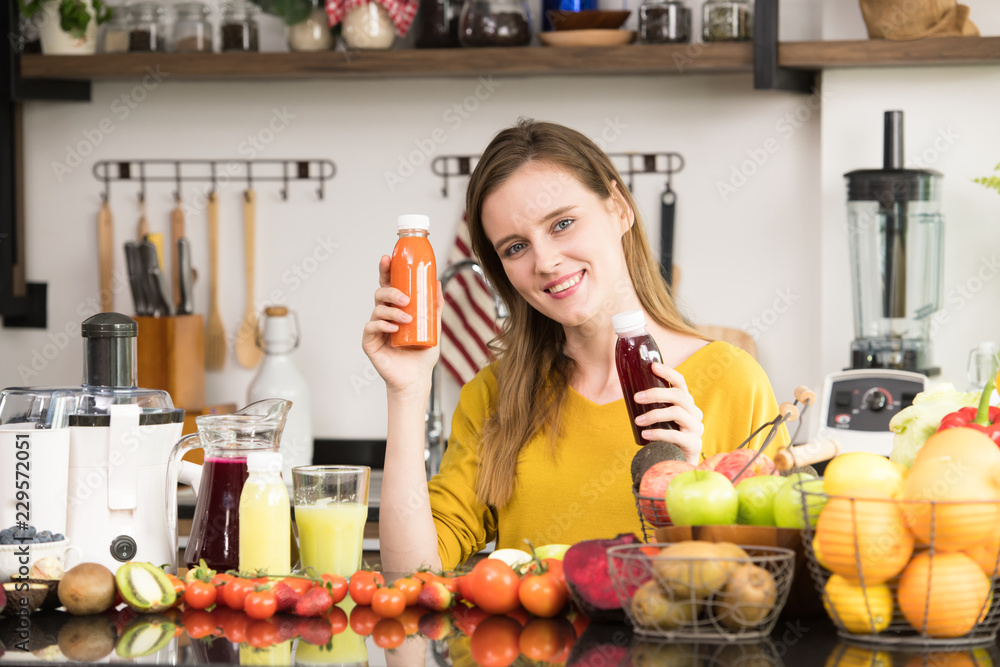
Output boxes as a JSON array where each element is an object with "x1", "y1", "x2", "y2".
[{"x1": 546, "y1": 9, "x2": 631, "y2": 31}]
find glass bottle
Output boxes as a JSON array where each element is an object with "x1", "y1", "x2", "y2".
[
  {"x1": 127, "y1": 2, "x2": 167, "y2": 52},
  {"x1": 99, "y1": 4, "x2": 130, "y2": 53},
  {"x1": 220, "y1": 0, "x2": 260, "y2": 52},
  {"x1": 238, "y1": 451, "x2": 291, "y2": 575},
  {"x1": 171, "y1": 2, "x2": 214, "y2": 52},
  {"x1": 390, "y1": 215, "x2": 438, "y2": 349},
  {"x1": 415, "y1": 0, "x2": 460, "y2": 48},
  {"x1": 342, "y1": 2, "x2": 396, "y2": 50},
  {"x1": 613, "y1": 310, "x2": 678, "y2": 447},
  {"x1": 639, "y1": 0, "x2": 691, "y2": 43},
  {"x1": 702, "y1": 0, "x2": 752, "y2": 41},
  {"x1": 458, "y1": 0, "x2": 532, "y2": 47}
]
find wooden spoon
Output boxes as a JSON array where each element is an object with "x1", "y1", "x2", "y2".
[
  {"x1": 205, "y1": 192, "x2": 226, "y2": 371},
  {"x1": 235, "y1": 188, "x2": 262, "y2": 369},
  {"x1": 97, "y1": 198, "x2": 114, "y2": 312},
  {"x1": 170, "y1": 198, "x2": 185, "y2": 312}
]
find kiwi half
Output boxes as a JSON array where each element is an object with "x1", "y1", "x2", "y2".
[
  {"x1": 116, "y1": 616, "x2": 175, "y2": 659},
  {"x1": 115, "y1": 562, "x2": 176, "y2": 613}
]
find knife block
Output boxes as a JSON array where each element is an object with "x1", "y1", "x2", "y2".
[{"x1": 136, "y1": 315, "x2": 205, "y2": 413}]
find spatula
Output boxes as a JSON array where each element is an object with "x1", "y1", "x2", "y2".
[
  {"x1": 97, "y1": 198, "x2": 114, "y2": 312},
  {"x1": 235, "y1": 188, "x2": 263, "y2": 369},
  {"x1": 205, "y1": 192, "x2": 227, "y2": 371}
]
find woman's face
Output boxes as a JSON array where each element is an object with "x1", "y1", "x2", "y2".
[{"x1": 481, "y1": 162, "x2": 633, "y2": 329}]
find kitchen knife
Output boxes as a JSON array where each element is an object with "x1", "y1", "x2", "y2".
[
  {"x1": 140, "y1": 240, "x2": 172, "y2": 317},
  {"x1": 660, "y1": 184, "x2": 676, "y2": 289},
  {"x1": 124, "y1": 241, "x2": 149, "y2": 316},
  {"x1": 177, "y1": 237, "x2": 194, "y2": 316}
]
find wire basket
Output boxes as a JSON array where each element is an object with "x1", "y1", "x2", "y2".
[
  {"x1": 606, "y1": 543, "x2": 796, "y2": 641},
  {"x1": 798, "y1": 480, "x2": 1000, "y2": 647},
  {"x1": 629, "y1": 637, "x2": 786, "y2": 666},
  {"x1": 825, "y1": 641, "x2": 1000, "y2": 667}
]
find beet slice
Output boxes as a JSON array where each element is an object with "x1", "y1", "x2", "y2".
[{"x1": 563, "y1": 533, "x2": 639, "y2": 623}]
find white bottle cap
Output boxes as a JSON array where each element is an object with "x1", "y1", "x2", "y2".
[
  {"x1": 612, "y1": 310, "x2": 646, "y2": 333},
  {"x1": 247, "y1": 451, "x2": 283, "y2": 474},
  {"x1": 397, "y1": 214, "x2": 430, "y2": 231}
]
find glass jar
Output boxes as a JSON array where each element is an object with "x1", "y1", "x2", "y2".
[
  {"x1": 288, "y1": 0, "x2": 335, "y2": 52},
  {"x1": 171, "y1": 2, "x2": 214, "y2": 52},
  {"x1": 127, "y1": 2, "x2": 167, "y2": 52},
  {"x1": 99, "y1": 4, "x2": 130, "y2": 53},
  {"x1": 702, "y1": 0, "x2": 752, "y2": 41},
  {"x1": 458, "y1": 0, "x2": 531, "y2": 47},
  {"x1": 639, "y1": 0, "x2": 691, "y2": 43},
  {"x1": 342, "y1": 2, "x2": 396, "y2": 50},
  {"x1": 220, "y1": 0, "x2": 260, "y2": 52},
  {"x1": 415, "y1": 0, "x2": 460, "y2": 48}
]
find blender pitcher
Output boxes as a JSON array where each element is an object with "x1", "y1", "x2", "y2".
[{"x1": 167, "y1": 398, "x2": 290, "y2": 571}]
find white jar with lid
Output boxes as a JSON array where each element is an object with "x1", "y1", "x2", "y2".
[{"x1": 342, "y1": 2, "x2": 396, "y2": 50}]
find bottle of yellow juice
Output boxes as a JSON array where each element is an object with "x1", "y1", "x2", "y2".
[{"x1": 239, "y1": 451, "x2": 291, "y2": 575}]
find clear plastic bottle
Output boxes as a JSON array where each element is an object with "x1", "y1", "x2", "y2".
[
  {"x1": 238, "y1": 451, "x2": 291, "y2": 575},
  {"x1": 390, "y1": 215, "x2": 438, "y2": 349},
  {"x1": 613, "y1": 310, "x2": 678, "y2": 446}
]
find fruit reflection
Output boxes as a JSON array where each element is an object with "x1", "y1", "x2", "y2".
[{"x1": 295, "y1": 600, "x2": 368, "y2": 666}]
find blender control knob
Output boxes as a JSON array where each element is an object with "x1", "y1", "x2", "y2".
[
  {"x1": 110, "y1": 535, "x2": 137, "y2": 562},
  {"x1": 865, "y1": 390, "x2": 888, "y2": 412}
]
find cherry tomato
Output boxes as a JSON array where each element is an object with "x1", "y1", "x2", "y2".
[
  {"x1": 167, "y1": 573, "x2": 186, "y2": 599},
  {"x1": 252, "y1": 576, "x2": 271, "y2": 586},
  {"x1": 348, "y1": 571, "x2": 384, "y2": 606},
  {"x1": 506, "y1": 606, "x2": 530, "y2": 626},
  {"x1": 246, "y1": 619, "x2": 280, "y2": 648},
  {"x1": 221, "y1": 611, "x2": 250, "y2": 643},
  {"x1": 437, "y1": 574, "x2": 460, "y2": 595},
  {"x1": 469, "y1": 560, "x2": 520, "y2": 615},
  {"x1": 451, "y1": 605, "x2": 490, "y2": 637},
  {"x1": 518, "y1": 572, "x2": 567, "y2": 618},
  {"x1": 519, "y1": 617, "x2": 572, "y2": 663},
  {"x1": 470, "y1": 615, "x2": 522, "y2": 667},
  {"x1": 371, "y1": 587, "x2": 407, "y2": 619},
  {"x1": 321, "y1": 574, "x2": 349, "y2": 604},
  {"x1": 349, "y1": 605, "x2": 380, "y2": 636},
  {"x1": 371, "y1": 618, "x2": 406, "y2": 649},
  {"x1": 328, "y1": 605, "x2": 348, "y2": 634},
  {"x1": 457, "y1": 574, "x2": 476, "y2": 606},
  {"x1": 413, "y1": 571, "x2": 437, "y2": 585},
  {"x1": 397, "y1": 607, "x2": 428, "y2": 635},
  {"x1": 222, "y1": 578, "x2": 255, "y2": 610},
  {"x1": 184, "y1": 579, "x2": 218, "y2": 610},
  {"x1": 542, "y1": 559, "x2": 566, "y2": 593},
  {"x1": 281, "y1": 577, "x2": 313, "y2": 596},
  {"x1": 181, "y1": 608, "x2": 217, "y2": 639},
  {"x1": 244, "y1": 590, "x2": 277, "y2": 620},
  {"x1": 395, "y1": 577, "x2": 423, "y2": 606}
]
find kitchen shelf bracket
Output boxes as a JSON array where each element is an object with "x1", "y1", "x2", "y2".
[{"x1": 753, "y1": 0, "x2": 817, "y2": 93}]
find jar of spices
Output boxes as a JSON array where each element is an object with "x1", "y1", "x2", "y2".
[
  {"x1": 415, "y1": 0, "x2": 460, "y2": 48},
  {"x1": 342, "y1": 2, "x2": 396, "y2": 50},
  {"x1": 127, "y1": 2, "x2": 167, "y2": 52},
  {"x1": 458, "y1": 0, "x2": 531, "y2": 47},
  {"x1": 639, "y1": 0, "x2": 690, "y2": 43},
  {"x1": 171, "y1": 2, "x2": 214, "y2": 52},
  {"x1": 702, "y1": 0, "x2": 752, "y2": 41},
  {"x1": 221, "y1": 0, "x2": 261, "y2": 52},
  {"x1": 99, "y1": 4, "x2": 130, "y2": 53},
  {"x1": 287, "y1": 0, "x2": 334, "y2": 51}
]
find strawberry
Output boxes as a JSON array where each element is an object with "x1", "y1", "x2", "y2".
[
  {"x1": 273, "y1": 614, "x2": 300, "y2": 643},
  {"x1": 272, "y1": 583, "x2": 303, "y2": 614},
  {"x1": 294, "y1": 586, "x2": 333, "y2": 617},
  {"x1": 417, "y1": 612, "x2": 454, "y2": 640},
  {"x1": 297, "y1": 617, "x2": 334, "y2": 646},
  {"x1": 417, "y1": 581, "x2": 453, "y2": 612}
]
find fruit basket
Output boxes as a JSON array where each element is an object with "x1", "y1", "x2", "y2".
[
  {"x1": 798, "y1": 480, "x2": 1000, "y2": 647},
  {"x1": 606, "y1": 543, "x2": 796, "y2": 641},
  {"x1": 629, "y1": 638, "x2": 786, "y2": 666}
]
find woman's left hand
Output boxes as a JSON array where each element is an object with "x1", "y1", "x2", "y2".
[{"x1": 633, "y1": 363, "x2": 704, "y2": 464}]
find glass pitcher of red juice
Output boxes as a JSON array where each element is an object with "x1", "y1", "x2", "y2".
[{"x1": 167, "y1": 399, "x2": 291, "y2": 571}]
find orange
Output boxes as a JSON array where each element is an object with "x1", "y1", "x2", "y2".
[
  {"x1": 824, "y1": 645, "x2": 892, "y2": 667},
  {"x1": 813, "y1": 491, "x2": 913, "y2": 585},
  {"x1": 824, "y1": 452, "x2": 906, "y2": 499},
  {"x1": 965, "y1": 530, "x2": 1000, "y2": 577},
  {"x1": 897, "y1": 551, "x2": 991, "y2": 638},
  {"x1": 902, "y1": 649, "x2": 995, "y2": 667}
]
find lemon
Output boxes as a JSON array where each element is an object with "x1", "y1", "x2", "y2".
[
  {"x1": 823, "y1": 574, "x2": 893, "y2": 634},
  {"x1": 823, "y1": 452, "x2": 906, "y2": 499},
  {"x1": 824, "y1": 645, "x2": 892, "y2": 667}
]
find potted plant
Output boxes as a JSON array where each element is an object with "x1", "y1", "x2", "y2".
[
  {"x1": 257, "y1": 0, "x2": 336, "y2": 51},
  {"x1": 18, "y1": 0, "x2": 110, "y2": 55}
]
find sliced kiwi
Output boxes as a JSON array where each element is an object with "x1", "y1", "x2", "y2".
[
  {"x1": 116, "y1": 616, "x2": 175, "y2": 659},
  {"x1": 115, "y1": 562, "x2": 176, "y2": 613}
]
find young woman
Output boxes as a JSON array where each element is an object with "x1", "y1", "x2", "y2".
[{"x1": 363, "y1": 120, "x2": 788, "y2": 573}]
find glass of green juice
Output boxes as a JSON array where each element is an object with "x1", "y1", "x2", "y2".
[{"x1": 292, "y1": 465, "x2": 371, "y2": 578}]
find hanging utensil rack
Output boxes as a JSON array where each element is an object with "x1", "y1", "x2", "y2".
[
  {"x1": 431, "y1": 151, "x2": 685, "y2": 198},
  {"x1": 92, "y1": 159, "x2": 337, "y2": 201}
]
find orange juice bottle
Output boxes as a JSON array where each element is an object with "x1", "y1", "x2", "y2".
[{"x1": 390, "y1": 214, "x2": 437, "y2": 349}]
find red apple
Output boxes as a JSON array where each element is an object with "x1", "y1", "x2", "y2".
[
  {"x1": 638, "y1": 460, "x2": 696, "y2": 527},
  {"x1": 714, "y1": 449, "x2": 776, "y2": 486},
  {"x1": 697, "y1": 452, "x2": 728, "y2": 472}
]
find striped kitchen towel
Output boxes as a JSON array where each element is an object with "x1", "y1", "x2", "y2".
[
  {"x1": 325, "y1": 0, "x2": 419, "y2": 36},
  {"x1": 441, "y1": 215, "x2": 503, "y2": 386}
]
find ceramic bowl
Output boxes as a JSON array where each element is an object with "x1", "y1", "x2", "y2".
[
  {"x1": 0, "y1": 540, "x2": 78, "y2": 582},
  {"x1": 546, "y1": 9, "x2": 631, "y2": 31}
]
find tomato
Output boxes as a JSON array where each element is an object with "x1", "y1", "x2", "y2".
[
  {"x1": 221, "y1": 578, "x2": 255, "y2": 610},
  {"x1": 348, "y1": 571, "x2": 384, "y2": 606},
  {"x1": 371, "y1": 587, "x2": 407, "y2": 619},
  {"x1": 371, "y1": 618, "x2": 406, "y2": 649},
  {"x1": 543, "y1": 559, "x2": 566, "y2": 593},
  {"x1": 184, "y1": 579, "x2": 217, "y2": 610},
  {"x1": 244, "y1": 590, "x2": 277, "y2": 620},
  {"x1": 281, "y1": 577, "x2": 313, "y2": 596},
  {"x1": 167, "y1": 573, "x2": 186, "y2": 598},
  {"x1": 519, "y1": 617, "x2": 571, "y2": 663},
  {"x1": 328, "y1": 605, "x2": 348, "y2": 634},
  {"x1": 321, "y1": 574, "x2": 348, "y2": 604},
  {"x1": 470, "y1": 615, "x2": 522, "y2": 667},
  {"x1": 221, "y1": 611, "x2": 250, "y2": 643},
  {"x1": 506, "y1": 606, "x2": 530, "y2": 626},
  {"x1": 246, "y1": 619, "x2": 280, "y2": 648},
  {"x1": 518, "y1": 572, "x2": 567, "y2": 618},
  {"x1": 397, "y1": 607, "x2": 427, "y2": 635},
  {"x1": 252, "y1": 576, "x2": 272, "y2": 586},
  {"x1": 181, "y1": 608, "x2": 217, "y2": 639},
  {"x1": 437, "y1": 575, "x2": 460, "y2": 595},
  {"x1": 451, "y1": 605, "x2": 490, "y2": 638},
  {"x1": 395, "y1": 577, "x2": 423, "y2": 606},
  {"x1": 457, "y1": 574, "x2": 476, "y2": 605},
  {"x1": 469, "y1": 560, "x2": 520, "y2": 615},
  {"x1": 349, "y1": 605, "x2": 380, "y2": 636},
  {"x1": 413, "y1": 571, "x2": 437, "y2": 584}
]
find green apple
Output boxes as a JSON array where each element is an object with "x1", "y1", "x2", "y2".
[
  {"x1": 665, "y1": 470, "x2": 738, "y2": 526},
  {"x1": 773, "y1": 473, "x2": 827, "y2": 529},
  {"x1": 735, "y1": 475, "x2": 783, "y2": 526},
  {"x1": 489, "y1": 548, "x2": 532, "y2": 571},
  {"x1": 533, "y1": 544, "x2": 571, "y2": 561}
]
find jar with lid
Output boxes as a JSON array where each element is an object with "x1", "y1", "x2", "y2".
[
  {"x1": 458, "y1": 0, "x2": 532, "y2": 47},
  {"x1": 342, "y1": 2, "x2": 396, "y2": 50},
  {"x1": 99, "y1": 4, "x2": 130, "y2": 53},
  {"x1": 702, "y1": 0, "x2": 752, "y2": 41},
  {"x1": 221, "y1": 0, "x2": 261, "y2": 52},
  {"x1": 415, "y1": 0, "x2": 460, "y2": 48},
  {"x1": 127, "y1": 2, "x2": 167, "y2": 52},
  {"x1": 639, "y1": 0, "x2": 690, "y2": 43},
  {"x1": 287, "y1": 0, "x2": 335, "y2": 52},
  {"x1": 170, "y1": 2, "x2": 214, "y2": 52}
]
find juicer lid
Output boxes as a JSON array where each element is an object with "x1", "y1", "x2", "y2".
[
  {"x1": 844, "y1": 168, "x2": 942, "y2": 204},
  {"x1": 81, "y1": 312, "x2": 138, "y2": 338}
]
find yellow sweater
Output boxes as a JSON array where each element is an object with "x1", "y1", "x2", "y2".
[{"x1": 427, "y1": 341, "x2": 789, "y2": 570}]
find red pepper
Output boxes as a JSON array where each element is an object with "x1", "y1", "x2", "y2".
[{"x1": 937, "y1": 377, "x2": 1000, "y2": 446}]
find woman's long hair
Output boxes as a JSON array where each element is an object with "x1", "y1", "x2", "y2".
[{"x1": 465, "y1": 119, "x2": 704, "y2": 508}]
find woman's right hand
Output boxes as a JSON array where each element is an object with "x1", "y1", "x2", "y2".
[{"x1": 362, "y1": 255, "x2": 441, "y2": 394}]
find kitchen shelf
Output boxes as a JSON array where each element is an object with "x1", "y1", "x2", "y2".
[{"x1": 17, "y1": 36, "x2": 1000, "y2": 82}]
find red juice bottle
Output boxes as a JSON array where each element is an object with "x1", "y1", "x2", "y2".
[
  {"x1": 390, "y1": 214, "x2": 437, "y2": 349},
  {"x1": 184, "y1": 456, "x2": 249, "y2": 571},
  {"x1": 613, "y1": 310, "x2": 678, "y2": 446}
]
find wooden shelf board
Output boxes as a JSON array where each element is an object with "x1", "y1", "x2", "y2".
[{"x1": 779, "y1": 35, "x2": 1000, "y2": 69}]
